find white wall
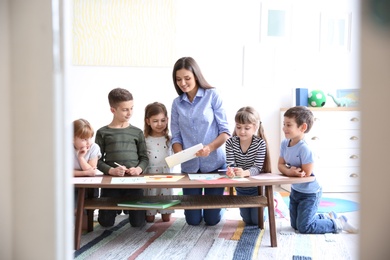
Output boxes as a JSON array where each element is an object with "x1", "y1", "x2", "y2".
[
  {"x1": 66, "y1": 0, "x2": 360, "y2": 173},
  {"x1": 5, "y1": 0, "x2": 390, "y2": 259}
]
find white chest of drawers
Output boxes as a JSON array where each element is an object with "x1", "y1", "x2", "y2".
[{"x1": 280, "y1": 107, "x2": 360, "y2": 192}]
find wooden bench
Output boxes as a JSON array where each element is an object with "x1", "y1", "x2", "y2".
[{"x1": 74, "y1": 173, "x2": 314, "y2": 250}]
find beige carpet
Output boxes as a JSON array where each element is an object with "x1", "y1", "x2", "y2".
[
  {"x1": 258, "y1": 217, "x2": 353, "y2": 259},
  {"x1": 74, "y1": 214, "x2": 263, "y2": 260}
]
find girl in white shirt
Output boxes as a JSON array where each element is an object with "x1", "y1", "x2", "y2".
[{"x1": 144, "y1": 102, "x2": 174, "y2": 222}]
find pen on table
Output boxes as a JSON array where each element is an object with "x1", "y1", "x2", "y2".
[{"x1": 148, "y1": 175, "x2": 173, "y2": 178}]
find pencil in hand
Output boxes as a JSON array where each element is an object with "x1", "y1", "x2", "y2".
[{"x1": 114, "y1": 162, "x2": 123, "y2": 167}]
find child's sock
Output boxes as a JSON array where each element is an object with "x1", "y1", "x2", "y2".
[
  {"x1": 322, "y1": 211, "x2": 338, "y2": 219},
  {"x1": 328, "y1": 211, "x2": 338, "y2": 219},
  {"x1": 336, "y1": 215, "x2": 358, "y2": 233}
]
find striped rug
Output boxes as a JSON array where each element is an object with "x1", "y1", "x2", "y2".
[
  {"x1": 258, "y1": 217, "x2": 353, "y2": 259},
  {"x1": 74, "y1": 214, "x2": 264, "y2": 260}
]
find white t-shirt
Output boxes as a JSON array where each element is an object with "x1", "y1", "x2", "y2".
[{"x1": 73, "y1": 143, "x2": 101, "y2": 170}]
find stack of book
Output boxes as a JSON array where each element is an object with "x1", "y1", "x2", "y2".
[{"x1": 117, "y1": 199, "x2": 181, "y2": 209}]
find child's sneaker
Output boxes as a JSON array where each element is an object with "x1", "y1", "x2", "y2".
[{"x1": 335, "y1": 215, "x2": 358, "y2": 233}]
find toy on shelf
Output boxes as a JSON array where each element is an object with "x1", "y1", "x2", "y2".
[
  {"x1": 327, "y1": 93, "x2": 353, "y2": 107},
  {"x1": 308, "y1": 90, "x2": 326, "y2": 107}
]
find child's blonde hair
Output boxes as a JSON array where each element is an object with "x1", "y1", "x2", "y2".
[
  {"x1": 233, "y1": 106, "x2": 272, "y2": 173},
  {"x1": 73, "y1": 119, "x2": 94, "y2": 139}
]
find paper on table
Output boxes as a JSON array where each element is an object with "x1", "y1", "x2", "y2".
[
  {"x1": 145, "y1": 175, "x2": 185, "y2": 182},
  {"x1": 188, "y1": 174, "x2": 224, "y2": 180},
  {"x1": 165, "y1": 143, "x2": 203, "y2": 168},
  {"x1": 251, "y1": 173, "x2": 289, "y2": 179},
  {"x1": 73, "y1": 177, "x2": 103, "y2": 184},
  {"x1": 111, "y1": 177, "x2": 146, "y2": 184}
]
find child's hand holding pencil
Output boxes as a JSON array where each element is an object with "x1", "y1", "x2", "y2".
[
  {"x1": 113, "y1": 162, "x2": 126, "y2": 176},
  {"x1": 225, "y1": 164, "x2": 236, "y2": 178}
]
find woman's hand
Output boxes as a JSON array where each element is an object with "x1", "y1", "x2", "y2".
[{"x1": 196, "y1": 145, "x2": 211, "y2": 157}]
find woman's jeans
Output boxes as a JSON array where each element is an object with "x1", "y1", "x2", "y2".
[
  {"x1": 290, "y1": 188, "x2": 337, "y2": 234},
  {"x1": 183, "y1": 187, "x2": 224, "y2": 226}
]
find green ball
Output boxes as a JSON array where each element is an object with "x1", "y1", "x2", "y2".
[{"x1": 308, "y1": 90, "x2": 326, "y2": 107}]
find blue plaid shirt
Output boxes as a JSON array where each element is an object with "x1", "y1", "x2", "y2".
[{"x1": 170, "y1": 88, "x2": 231, "y2": 173}]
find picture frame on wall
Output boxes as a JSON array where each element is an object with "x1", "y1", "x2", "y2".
[
  {"x1": 336, "y1": 88, "x2": 359, "y2": 107},
  {"x1": 319, "y1": 12, "x2": 352, "y2": 52},
  {"x1": 260, "y1": 2, "x2": 292, "y2": 44}
]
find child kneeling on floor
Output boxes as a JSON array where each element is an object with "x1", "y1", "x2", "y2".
[
  {"x1": 278, "y1": 106, "x2": 358, "y2": 234},
  {"x1": 143, "y1": 102, "x2": 175, "y2": 222}
]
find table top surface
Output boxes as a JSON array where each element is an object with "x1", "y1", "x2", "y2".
[{"x1": 74, "y1": 173, "x2": 315, "y2": 189}]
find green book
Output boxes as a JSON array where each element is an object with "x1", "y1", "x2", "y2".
[{"x1": 117, "y1": 199, "x2": 181, "y2": 209}]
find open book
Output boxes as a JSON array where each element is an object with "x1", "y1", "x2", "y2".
[{"x1": 117, "y1": 199, "x2": 181, "y2": 209}]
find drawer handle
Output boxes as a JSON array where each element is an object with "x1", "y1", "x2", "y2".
[
  {"x1": 350, "y1": 155, "x2": 359, "y2": 159},
  {"x1": 311, "y1": 136, "x2": 320, "y2": 140},
  {"x1": 350, "y1": 117, "x2": 359, "y2": 122},
  {"x1": 350, "y1": 173, "x2": 359, "y2": 178},
  {"x1": 350, "y1": 136, "x2": 359, "y2": 140}
]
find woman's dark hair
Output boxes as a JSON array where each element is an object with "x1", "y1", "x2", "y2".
[{"x1": 172, "y1": 57, "x2": 213, "y2": 95}]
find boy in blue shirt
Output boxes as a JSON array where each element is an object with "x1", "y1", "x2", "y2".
[{"x1": 278, "y1": 106, "x2": 357, "y2": 234}]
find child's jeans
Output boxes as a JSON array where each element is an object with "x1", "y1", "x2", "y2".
[
  {"x1": 290, "y1": 188, "x2": 337, "y2": 234},
  {"x1": 98, "y1": 188, "x2": 145, "y2": 227},
  {"x1": 235, "y1": 187, "x2": 259, "y2": 225},
  {"x1": 183, "y1": 187, "x2": 225, "y2": 226}
]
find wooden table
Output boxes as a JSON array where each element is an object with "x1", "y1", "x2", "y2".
[{"x1": 74, "y1": 173, "x2": 314, "y2": 250}]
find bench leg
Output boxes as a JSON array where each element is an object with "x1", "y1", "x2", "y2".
[
  {"x1": 266, "y1": 185, "x2": 277, "y2": 247},
  {"x1": 258, "y1": 186, "x2": 264, "y2": 229},
  {"x1": 75, "y1": 188, "x2": 85, "y2": 250},
  {"x1": 86, "y1": 188, "x2": 95, "y2": 232}
]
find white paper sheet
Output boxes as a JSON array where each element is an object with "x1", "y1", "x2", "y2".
[
  {"x1": 111, "y1": 177, "x2": 146, "y2": 184},
  {"x1": 73, "y1": 177, "x2": 103, "y2": 184},
  {"x1": 188, "y1": 173, "x2": 224, "y2": 180},
  {"x1": 251, "y1": 173, "x2": 288, "y2": 179},
  {"x1": 165, "y1": 143, "x2": 203, "y2": 167}
]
